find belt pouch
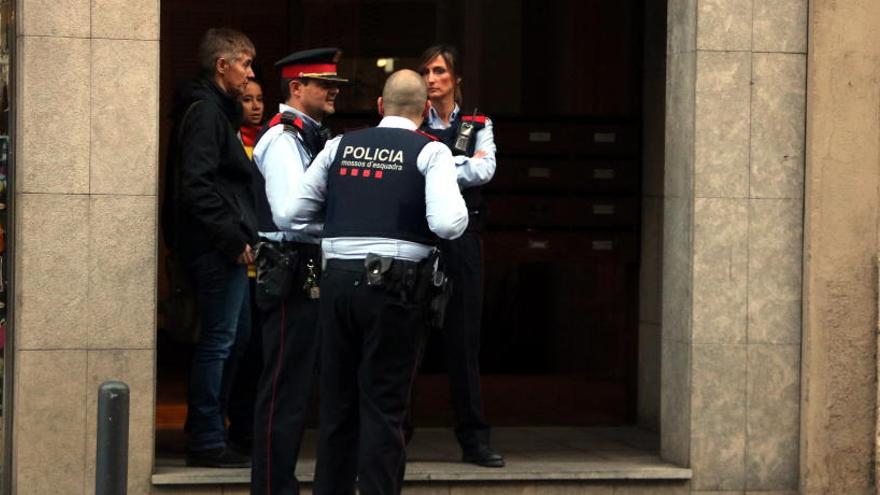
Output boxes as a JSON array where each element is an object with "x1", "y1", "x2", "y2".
[{"x1": 255, "y1": 242, "x2": 298, "y2": 310}]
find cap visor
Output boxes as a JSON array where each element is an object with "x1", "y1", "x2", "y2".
[{"x1": 306, "y1": 75, "x2": 351, "y2": 84}]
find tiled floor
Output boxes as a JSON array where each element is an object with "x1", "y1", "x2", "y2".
[{"x1": 153, "y1": 427, "x2": 690, "y2": 485}]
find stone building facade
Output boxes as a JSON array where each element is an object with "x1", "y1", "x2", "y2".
[{"x1": 4, "y1": 0, "x2": 879, "y2": 494}]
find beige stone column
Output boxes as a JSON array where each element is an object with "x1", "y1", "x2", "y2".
[
  {"x1": 661, "y1": 0, "x2": 696, "y2": 472},
  {"x1": 663, "y1": 0, "x2": 807, "y2": 493},
  {"x1": 802, "y1": 1, "x2": 880, "y2": 494},
  {"x1": 12, "y1": 0, "x2": 159, "y2": 494}
]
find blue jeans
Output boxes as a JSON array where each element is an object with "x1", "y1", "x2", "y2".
[{"x1": 187, "y1": 249, "x2": 251, "y2": 451}]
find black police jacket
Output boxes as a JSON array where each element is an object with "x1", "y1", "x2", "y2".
[{"x1": 162, "y1": 78, "x2": 258, "y2": 262}]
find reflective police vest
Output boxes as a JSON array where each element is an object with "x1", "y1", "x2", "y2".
[
  {"x1": 323, "y1": 127, "x2": 435, "y2": 245},
  {"x1": 420, "y1": 113, "x2": 488, "y2": 232},
  {"x1": 251, "y1": 112, "x2": 327, "y2": 234}
]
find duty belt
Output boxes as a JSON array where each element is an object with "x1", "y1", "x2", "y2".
[
  {"x1": 325, "y1": 251, "x2": 450, "y2": 328},
  {"x1": 254, "y1": 241, "x2": 321, "y2": 308}
]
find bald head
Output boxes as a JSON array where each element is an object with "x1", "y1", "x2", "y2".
[{"x1": 380, "y1": 69, "x2": 428, "y2": 121}]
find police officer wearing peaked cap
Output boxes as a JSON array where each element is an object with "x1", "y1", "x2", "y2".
[
  {"x1": 276, "y1": 47, "x2": 350, "y2": 82},
  {"x1": 249, "y1": 47, "x2": 349, "y2": 495},
  {"x1": 288, "y1": 69, "x2": 469, "y2": 495}
]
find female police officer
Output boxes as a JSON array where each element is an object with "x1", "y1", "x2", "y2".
[{"x1": 417, "y1": 44, "x2": 504, "y2": 468}]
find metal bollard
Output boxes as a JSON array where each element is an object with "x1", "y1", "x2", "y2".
[{"x1": 95, "y1": 381, "x2": 130, "y2": 495}]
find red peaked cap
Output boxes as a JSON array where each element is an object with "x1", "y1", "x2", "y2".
[{"x1": 276, "y1": 47, "x2": 350, "y2": 83}]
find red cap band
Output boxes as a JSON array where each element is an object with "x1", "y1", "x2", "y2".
[{"x1": 281, "y1": 63, "x2": 338, "y2": 79}]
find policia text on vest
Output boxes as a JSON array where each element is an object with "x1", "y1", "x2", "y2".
[{"x1": 340, "y1": 145, "x2": 405, "y2": 170}]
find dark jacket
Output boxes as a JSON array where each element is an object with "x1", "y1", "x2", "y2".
[{"x1": 162, "y1": 78, "x2": 258, "y2": 262}]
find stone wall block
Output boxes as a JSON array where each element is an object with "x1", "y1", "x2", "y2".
[
  {"x1": 697, "y1": 0, "x2": 752, "y2": 51},
  {"x1": 748, "y1": 199, "x2": 803, "y2": 344},
  {"x1": 746, "y1": 344, "x2": 800, "y2": 490},
  {"x1": 14, "y1": 350, "x2": 87, "y2": 495},
  {"x1": 694, "y1": 51, "x2": 751, "y2": 198},
  {"x1": 449, "y1": 484, "x2": 525, "y2": 495},
  {"x1": 668, "y1": 0, "x2": 697, "y2": 55},
  {"x1": 692, "y1": 198, "x2": 748, "y2": 344},
  {"x1": 18, "y1": 36, "x2": 90, "y2": 194},
  {"x1": 449, "y1": 484, "x2": 616, "y2": 495},
  {"x1": 661, "y1": 340, "x2": 691, "y2": 466},
  {"x1": 662, "y1": 196, "x2": 692, "y2": 344},
  {"x1": 20, "y1": 0, "x2": 89, "y2": 37},
  {"x1": 753, "y1": 0, "x2": 808, "y2": 53},
  {"x1": 16, "y1": 194, "x2": 90, "y2": 349},
  {"x1": 751, "y1": 53, "x2": 806, "y2": 199},
  {"x1": 691, "y1": 344, "x2": 747, "y2": 490},
  {"x1": 392, "y1": 487, "x2": 450, "y2": 495},
  {"x1": 86, "y1": 350, "x2": 156, "y2": 495},
  {"x1": 150, "y1": 488, "x2": 221, "y2": 495},
  {"x1": 614, "y1": 483, "x2": 689, "y2": 495},
  {"x1": 92, "y1": 0, "x2": 159, "y2": 40},
  {"x1": 233, "y1": 489, "x2": 311, "y2": 495},
  {"x1": 91, "y1": 39, "x2": 159, "y2": 196},
  {"x1": 665, "y1": 51, "x2": 695, "y2": 200},
  {"x1": 88, "y1": 195, "x2": 156, "y2": 349}
]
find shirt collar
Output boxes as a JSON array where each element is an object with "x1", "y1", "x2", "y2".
[
  {"x1": 426, "y1": 103, "x2": 460, "y2": 129},
  {"x1": 279, "y1": 103, "x2": 320, "y2": 127},
  {"x1": 378, "y1": 115, "x2": 419, "y2": 130}
]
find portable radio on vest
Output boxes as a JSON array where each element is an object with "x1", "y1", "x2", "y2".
[{"x1": 453, "y1": 108, "x2": 478, "y2": 154}]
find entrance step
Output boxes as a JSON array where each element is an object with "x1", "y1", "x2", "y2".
[{"x1": 152, "y1": 427, "x2": 691, "y2": 488}]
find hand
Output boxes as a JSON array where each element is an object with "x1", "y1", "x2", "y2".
[
  {"x1": 472, "y1": 150, "x2": 487, "y2": 159},
  {"x1": 237, "y1": 244, "x2": 254, "y2": 265}
]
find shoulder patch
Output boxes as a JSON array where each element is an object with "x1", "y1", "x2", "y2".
[
  {"x1": 414, "y1": 129, "x2": 439, "y2": 141},
  {"x1": 266, "y1": 112, "x2": 303, "y2": 136},
  {"x1": 461, "y1": 114, "x2": 488, "y2": 125},
  {"x1": 266, "y1": 113, "x2": 283, "y2": 128},
  {"x1": 279, "y1": 111, "x2": 304, "y2": 131}
]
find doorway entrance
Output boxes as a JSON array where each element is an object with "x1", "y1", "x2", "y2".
[{"x1": 157, "y1": 0, "x2": 654, "y2": 453}]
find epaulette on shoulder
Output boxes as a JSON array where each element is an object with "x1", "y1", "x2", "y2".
[
  {"x1": 461, "y1": 114, "x2": 488, "y2": 125},
  {"x1": 279, "y1": 111, "x2": 304, "y2": 133},
  {"x1": 266, "y1": 113, "x2": 283, "y2": 128},
  {"x1": 414, "y1": 129, "x2": 439, "y2": 141},
  {"x1": 267, "y1": 112, "x2": 303, "y2": 136}
]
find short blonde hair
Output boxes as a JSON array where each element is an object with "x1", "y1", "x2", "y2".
[{"x1": 198, "y1": 28, "x2": 255, "y2": 76}]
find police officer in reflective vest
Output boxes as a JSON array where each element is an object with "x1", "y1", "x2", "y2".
[
  {"x1": 289, "y1": 69, "x2": 468, "y2": 495},
  {"x1": 250, "y1": 48, "x2": 349, "y2": 495},
  {"x1": 417, "y1": 44, "x2": 504, "y2": 468}
]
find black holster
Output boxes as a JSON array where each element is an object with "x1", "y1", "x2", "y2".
[
  {"x1": 363, "y1": 249, "x2": 450, "y2": 329},
  {"x1": 254, "y1": 241, "x2": 298, "y2": 310},
  {"x1": 424, "y1": 249, "x2": 451, "y2": 329}
]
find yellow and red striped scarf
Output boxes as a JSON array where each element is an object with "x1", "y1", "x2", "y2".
[{"x1": 240, "y1": 124, "x2": 260, "y2": 160}]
